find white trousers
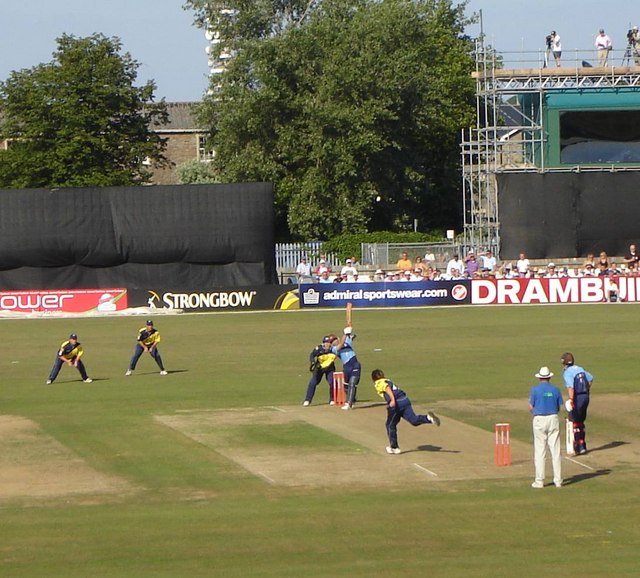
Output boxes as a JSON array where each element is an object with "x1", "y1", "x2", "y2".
[{"x1": 532, "y1": 414, "x2": 562, "y2": 485}]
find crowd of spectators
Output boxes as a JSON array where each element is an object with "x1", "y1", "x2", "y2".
[{"x1": 295, "y1": 245, "x2": 640, "y2": 284}]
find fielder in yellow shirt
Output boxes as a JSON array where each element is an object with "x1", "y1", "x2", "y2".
[
  {"x1": 372, "y1": 368, "x2": 440, "y2": 454},
  {"x1": 46, "y1": 333, "x2": 93, "y2": 384},
  {"x1": 125, "y1": 320, "x2": 167, "y2": 376}
]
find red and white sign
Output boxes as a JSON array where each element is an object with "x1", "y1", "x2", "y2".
[
  {"x1": 471, "y1": 277, "x2": 637, "y2": 305},
  {"x1": 0, "y1": 288, "x2": 128, "y2": 313}
]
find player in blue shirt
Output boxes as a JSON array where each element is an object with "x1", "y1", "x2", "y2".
[
  {"x1": 528, "y1": 366, "x2": 563, "y2": 488},
  {"x1": 561, "y1": 352, "x2": 594, "y2": 454},
  {"x1": 332, "y1": 327, "x2": 361, "y2": 410}
]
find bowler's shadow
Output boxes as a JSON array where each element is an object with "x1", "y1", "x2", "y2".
[
  {"x1": 414, "y1": 444, "x2": 461, "y2": 454},
  {"x1": 563, "y1": 469, "x2": 612, "y2": 486}
]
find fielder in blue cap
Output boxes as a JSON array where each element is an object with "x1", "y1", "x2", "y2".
[
  {"x1": 125, "y1": 320, "x2": 167, "y2": 376},
  {"x1": 46, "y1": 333, "x2": 93, "y2": 384}
]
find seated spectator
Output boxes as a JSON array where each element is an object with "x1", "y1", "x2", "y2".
[
  {"x1": 446, "y1": 254, "x2": 465, "y2": 278},
  {"x1": 545, "y1": 263, "x2": 559, "y2": 278},
  {"x1": 464, "y1": 252, "x2": 480, "y2": 277},
  {"x1": 516, "y1": 252, "x2": 530, "y2": 277},
  {"x1": 412, "y1": 267, "x2": 425, "y2": 280},
  {"x1": 597, "y1": 263, "x2": 609, "y2": 277},
  {"x1": 296, "y1": 256, "x2": 313, "y2": 283},
  {"x1": 582, "y1": 253, "x2": 595, "y2": 270},
  {"x1": 396, "y1": 251, "x2": 412, "y2": 271},
  {"x1": 414, "y1": 256, "x2": 428, "y2": 274},
  {"x1": 333, "y1": 274, "x2": 344, "y2": 283},
  {"x1": 340, "y1": 259, "x2": 358, "y2": 280},
  {"x1": 315, "y1": 258, "x2": 331, "y2": 278},
  {"x1": 480, "y1": 250, "x2": 497, "y2": 273},
  {"x1": 400, "y1": 270, "x2": 414, "y2": 282},
  {"x1": 318, "y1": 270, "x2": 333, "y2": 283},
  {"x1": 624, "y1": 243, "x2": 640, "y2": 271},
  {"x1": 447, "y1": 267, "x2": 465, "y2": 280},
  {"x1": 424, "y1": 250, "x2": 436, "y2": 266},
  {"x1": 606, "y1": 279, "x2": 620, "y2": 302},
  {"x1": 431, "y1": 268, "x2": 443, "y2": 280},
  {"x1": 582, "y1": 263, "x2": 596, "y2": 276},
  {"x1": 609, "y1": 261, "x2": 621, "y2": 275},
  {"x1": 567, "y1": 267, "x2": 581, "y2": 278},
  {"x1": 597, "y1": 251, "x2": 609, "y2": 269},
  {"x1": 373, "y1": 269, "x2": 385, "y2": 281}
]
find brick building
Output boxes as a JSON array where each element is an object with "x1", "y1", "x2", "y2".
[{"x1": 150, "y1": 101, "x2": 211, "y2": 185}]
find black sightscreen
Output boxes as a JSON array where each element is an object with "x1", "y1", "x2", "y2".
[
  {"x1": 498, "y1": 172, "x2": 640, "y2": 259},
  {"x1": 0, "y1": 183, "x2": 276, "y2": 290}
]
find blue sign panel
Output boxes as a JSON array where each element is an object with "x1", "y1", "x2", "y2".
[{"x1": 299, "y1": 281, "x2": 471, "y2": 308}]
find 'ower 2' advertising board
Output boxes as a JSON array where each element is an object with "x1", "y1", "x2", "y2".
[
  {"x1": 0, "y1": 289, "x2": 128, "y2": 313},
  {"x1": 300, "y1": 281, "x2": 471, "y2": 308}
]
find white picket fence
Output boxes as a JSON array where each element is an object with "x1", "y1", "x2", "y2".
[{"x1": 275, "y1": 242, "x2": 339, "y2": 271}]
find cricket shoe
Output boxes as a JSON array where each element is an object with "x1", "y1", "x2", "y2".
[
  {"x1": 125, "y1": 370, "x2": 132, "y2": 376},
  {"x1": 427, "y1": 412, "x2": 441, "y2": 427},
  {"x1": 45, "y1": 380, "x2": 52, "y2": 385},
  {"x1": 160, "y1": 370, "x2": 168, "y2": 376},
  {"x1": 329, "y1": 401, "x2": 336, "y2": 406},
  {"x1": 341, "y1": 403, "x2": 351, "y2": 410},
  {"x1": 303, "y1": 401, "x2": 310, "y2": 406},
  {"x1": 386, "y1": 446, "x2": 402, "y2": 455},
  {"x1": 531, "y1": 481, "x2": 544, "y2": 489},
  {"x1": 83, "y1": 378, "x2": 93, "y2": 383}
]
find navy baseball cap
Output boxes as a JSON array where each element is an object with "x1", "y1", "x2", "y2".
[
  {"x1": 146, "y1": 319, "x2": 153, "y2": 325},
  {"x1": 69, "y1": 333, "x2": 78, "y2": 339}
]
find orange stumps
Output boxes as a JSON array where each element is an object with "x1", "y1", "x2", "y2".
[
  {"x1": 332, "y1": 372, "x2": 346, "y2": 406},
  {"x1": 495, "y1": 423, "x2": 511, "y2": 466}
]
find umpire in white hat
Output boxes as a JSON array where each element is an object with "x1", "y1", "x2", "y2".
[{"x1": 528, "y1": 366, "x2": 563, "y2": 489}]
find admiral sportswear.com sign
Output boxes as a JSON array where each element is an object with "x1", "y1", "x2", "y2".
[{"x1": 300, "y1": 281, "x2": 471, "y2": 308}]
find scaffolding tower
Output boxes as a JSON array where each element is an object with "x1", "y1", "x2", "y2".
[{"x1": 461, "y1": 39, "x2": 640, "y2": 256}]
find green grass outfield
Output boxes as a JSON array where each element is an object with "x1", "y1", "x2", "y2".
[{"x1": 1, "y1": 304, "x2": 639, "y2": 577}]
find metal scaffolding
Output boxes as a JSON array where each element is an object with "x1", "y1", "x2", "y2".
[{"x1": 461, "y1": 39, "x2": 640, "y2": 255}]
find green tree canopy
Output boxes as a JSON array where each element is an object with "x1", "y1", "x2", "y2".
[
  {"x1": 0, "y1": 33, "x2": 168, "y2": 188},
  {"x1": 187, "y1": 0, "x2": 476, "y2": 240}
]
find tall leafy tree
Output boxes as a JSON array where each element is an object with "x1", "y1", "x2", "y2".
[
  {"x1": 186, "y1": 0, "x2": 476, "y2": 239},
  {"x1": 0, "y1": 33, "x2": 168, "y2": 188}
]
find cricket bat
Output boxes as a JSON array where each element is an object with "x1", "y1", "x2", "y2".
[{"x1": 346, "y1": 302, "x2": 353, "y2": 325}]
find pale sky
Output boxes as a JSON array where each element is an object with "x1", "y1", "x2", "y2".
[
  {"x1": 466, "y1": 0, "x2": 636, "y2": 60},
  {"x1": 0, "y1": 1, "x2": 636, "y2": 102}
]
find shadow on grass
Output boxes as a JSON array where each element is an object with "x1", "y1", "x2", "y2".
[
  {"x1": 127, "y1": 369, "x2": 189, "y2": 376},
  {"x1": 563, "y1": 468, "x2": 612, "y2": 486},
  {"x1": 353, "y1": 402, "x2": 387, "y2": 409},
  {"x1": 414, "y1": 444, "x2": 461, "y2": 454},
  {"x1": 587, "y1": 440, "x2": 629, "y2": 453}
]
